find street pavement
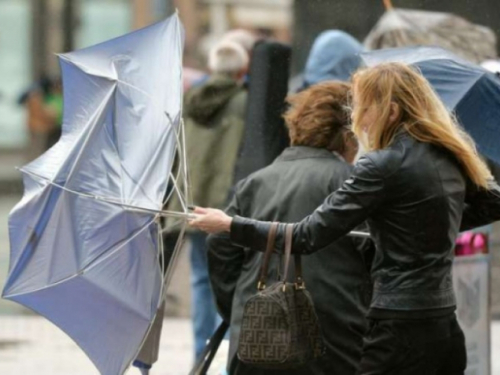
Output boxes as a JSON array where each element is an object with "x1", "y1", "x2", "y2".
[
  {"x1": 0, "y1": 316, "x2": 194, "y2": 375},
  {"x1": 0, "y1": 316, "x2": 498, "y2": 375}
]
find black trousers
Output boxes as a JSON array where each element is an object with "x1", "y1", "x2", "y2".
[{"x1": 357, "y1": 314, "x2": 467, "y2": 375}]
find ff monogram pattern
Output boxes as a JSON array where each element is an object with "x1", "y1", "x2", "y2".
[{"x1": 237, "y1": 281, "x2": 324, "y2": 368}]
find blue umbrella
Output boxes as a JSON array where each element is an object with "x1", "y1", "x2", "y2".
[
  {"x1": 361, "y1": 46, "x2": 500, "y2": 164},
  {"x1": 2, "y1": 13, "x2": 189, "y2": 375}
]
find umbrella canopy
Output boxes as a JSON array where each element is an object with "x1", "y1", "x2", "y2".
[
  {"x1": 360, "y1": 45, "x2": 500, "y2": 164},
  {"x1": 2, "y1": 13, "x2": 187, "y2": 375},
  {"x1": 364, "y1": 7, "x2": 497, "y2": 64}
]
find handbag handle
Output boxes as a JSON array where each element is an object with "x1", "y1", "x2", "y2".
[
  {"x1": 257, "y1": 222, "x2": 279, "y2": 290},
  {"x1": 282, "y1": 224, "x2": 305, "y2": 291}
]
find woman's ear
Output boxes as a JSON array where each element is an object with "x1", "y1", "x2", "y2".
[
  {"x1": 388, "y1": 102, "x2": 401, "y2": 125},
  {"x1": 341, "y1": 131, "x2": 359, "y2": 164}
]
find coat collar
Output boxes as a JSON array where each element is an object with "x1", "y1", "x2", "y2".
[{"x1": 274, "y1": 146, "x2": 343, "y2": 163}]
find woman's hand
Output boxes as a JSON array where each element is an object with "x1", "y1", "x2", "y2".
[{"x1": 188, "y1": 207, "x2": 233, "y2": 234}]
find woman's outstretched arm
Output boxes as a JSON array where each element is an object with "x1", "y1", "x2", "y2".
[{"x1": 191, "y1": 155, "x2": 386, "y2": 254}]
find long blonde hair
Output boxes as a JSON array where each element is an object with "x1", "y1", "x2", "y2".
[{"x1": 351, "y1": 63, "x2": 492, "y2": 189}]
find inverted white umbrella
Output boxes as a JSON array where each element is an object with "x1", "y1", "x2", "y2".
[{"x1": 2, "y1": 13, "x2": 190, "y2": 375}]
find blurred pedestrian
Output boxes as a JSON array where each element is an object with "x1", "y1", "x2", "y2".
[
  {"x1": 18, "y1": 76, "x2": 59, "y2": 161},
  {"x1": 299, "y1": 30, "x2": 364, "y2": 90},
  {"x1": 177, "y1": 40, "x2": 249, "y2": 363},
  {"x1": 195, "y1": 28, "x2": 258, "y2": 89},
  {"x1": 207, "y1": 81, "x2": 373, "y2": 375},
  {"x1": 190, "y1": 62, "x2": 500, "y2": 374},
  {"x1": 221, "y1": 29, "x2": 259, "y2": 57},
  {"x1": 44, "y1": 77, "x2": 63, "y2": 149}
]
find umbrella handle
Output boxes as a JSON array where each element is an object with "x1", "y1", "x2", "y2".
[
  {"x1": 125, "y1": 206, "x2": 196, "y2": 220},
  {"x1": 159, "y1": 210, "x2": 196, "y2": 220},
  {"x1": 348, "y1": 230, "x2": 370, "y2": 239},
  {"x1": 383, "y1": 0, "x2": 394, "y2": 10}
]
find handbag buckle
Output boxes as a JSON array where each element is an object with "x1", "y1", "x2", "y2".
[
  {"x1": 257, "y1": 281, "x2": 266, "y2": 290},
  {"x1": 295, "y1": 277, "x2": 306, "y2": 290}
]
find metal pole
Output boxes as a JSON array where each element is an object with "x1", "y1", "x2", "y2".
[
  {"x1": 62, "y1": 0, "x2": 76, "y2": 52},
  {"x1": 209, "y1": 2, "x2": 228, "y2": 36},
  {"x1": 132, "y1": 0, "x2": 152, "y2": 29},
  {"x1": 31, "y1": 0, "x2": 48, "y2": 81}
]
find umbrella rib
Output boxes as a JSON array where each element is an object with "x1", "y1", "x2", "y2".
[
  {"x1": 24, "y1": 85, "x2": 115, "y2": 186},
  {"x1": 162, "y1": 115, "x2": 189, "y2": 211},
  {"x1": 61, "y1": 85, "x2": 118, "y2": 185},
  {"x1": 20, "y1": 169, "x2": 193, "y2": 219},
  {"x1": 7, "y1": 15, "x2": 187, "y2": 375},
  {"x1": 127, "y1": 19, "x2": 187, "y2": 371},
  {"x1": 60, "y1": 56, "x2": 185, "y2": 209},
  {"x1": 127, "y1": 114, "x2": 176, "y2": 208},
  {"x1": 59, "y1": 55, "x2": 176, "y2": 121},
  {"x1": 4, "y1": 214, "x2": 158, "y2": 300}
]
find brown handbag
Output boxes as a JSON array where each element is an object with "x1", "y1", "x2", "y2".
[{"x1": 237, "y1": 223, "x2": 325, "y2": 368}]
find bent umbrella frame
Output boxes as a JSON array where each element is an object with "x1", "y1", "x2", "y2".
[{"x1": 2, "y1": 13, "x2": 192, "y2": 375}]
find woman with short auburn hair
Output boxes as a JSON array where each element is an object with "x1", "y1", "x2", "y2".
[
  {"x1": 192, "y1": 63, "x2": 500, "y2": 374},
  {"x1": 206, "y1": 81, "x2": 372, "y2": 375},
  {"x1": 284, "y1": 81, "x2": 357, "y2": 161}
]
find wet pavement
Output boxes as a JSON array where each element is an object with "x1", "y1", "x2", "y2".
[
  {"x1": 0, "y1": 316, "x2": 497, "y2": 375},
  {"x1": 0, "y1": 316, "x2": 194, "y2": 375}
]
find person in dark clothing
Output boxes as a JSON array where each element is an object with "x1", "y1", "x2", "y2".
[
  {"x1": 190, "y1": 63, "x2": 500, "y2": 374},
  {"x1": 207, "y1": 81, "x2": 373, "y2": 375}
]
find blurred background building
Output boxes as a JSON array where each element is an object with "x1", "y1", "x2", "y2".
[
  {"x1": 0, "y1": 0, "x2": 293, "y2": 150},
  {"x1": 2, "y1": 0, "x2": 500, "y2": 150}
]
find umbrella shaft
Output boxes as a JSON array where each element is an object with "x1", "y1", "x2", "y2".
[
  {"x1": 126, "y1": 206, "x2": 195, "y2": 220},
  {"x1": 349, "y1": 230, "x2": 370, "y2": 238},
  {"x1": 128, "y1": 206, "x2": 370, "y2": 237}
]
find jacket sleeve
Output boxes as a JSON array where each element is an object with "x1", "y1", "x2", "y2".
[
  {"x1": 207, "y1": 186, "x2": 246, "y2": 323},
  {"x1": 230, "y1": 155, "x2": 386, "y2": 254},
  {"x1": 460, "y1": 180, "x2": 500, "y2": 231}
]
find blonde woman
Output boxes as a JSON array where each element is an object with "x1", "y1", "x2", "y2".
[{"x1": 190, "y1": 63, "x2": 500, "y2": 374}]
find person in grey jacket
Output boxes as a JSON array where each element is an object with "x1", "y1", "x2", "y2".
[
  {"x1": 134, "y1": 41, "x2": 249, "y2": 374},
  {"x1": 207, "y1": 81, "x2": 373, "y2": 375},
  {"x1": 191, "y1": 63, "x2": 500, "y2": 374}
]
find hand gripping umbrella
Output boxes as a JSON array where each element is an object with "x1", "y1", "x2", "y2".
[
  {"x1": 361, "y1": 45, "x2": 500, "y2": 165},
  {"x1": 2, "y1": 13, "x2": 191, "y2": 375}
]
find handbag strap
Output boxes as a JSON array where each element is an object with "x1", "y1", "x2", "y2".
[
  {"x1": 282, "y1": 224, "x2": 305, "y2": 290},
  {"x1": 257, "y1": 222, "x2": 279, "y2": 290}
]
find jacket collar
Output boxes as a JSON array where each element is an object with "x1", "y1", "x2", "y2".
[{"x1": 274, "y1": 146, "x2": 343, "y2": 163}]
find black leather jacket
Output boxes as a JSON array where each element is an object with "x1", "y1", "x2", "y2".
[{"x1": 230, "y1": 133, "x2": 500, "y2": 311}]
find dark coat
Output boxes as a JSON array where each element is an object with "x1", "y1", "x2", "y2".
[
  {"x1": 207, "y1": 146, "x2": 374, "y2": 375},
  {"x1": 230, "y1": 133, "x2": 500, "y2": 312}
]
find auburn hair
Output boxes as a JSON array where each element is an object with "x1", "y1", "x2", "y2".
[
  {"x1": 284, "y1": 81, "x2": 354, "y2": 154},
  {"x1": 351, "y1": 63, "x2": 492, "y2": 189}
]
